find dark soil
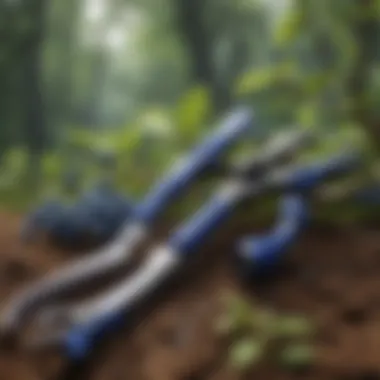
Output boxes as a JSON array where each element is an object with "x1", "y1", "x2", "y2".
[{"x1": 1, "y1": 212, "x2": 380, "y2": 380}]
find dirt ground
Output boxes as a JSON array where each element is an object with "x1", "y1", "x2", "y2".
[{"x1": 1, "y1": 212, "x2": 380, "y2": 380}]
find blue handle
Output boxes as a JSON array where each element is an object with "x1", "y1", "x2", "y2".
[
  {"x1": 237, "y1": 194, "x2": 308, "y2": 272},
  {"x1": 286, "y1": 153, "x2": 359, "y2": 191},
  {"x1": 169, "y1": 190, "x2": 240, "y2": 256},
  {"x1": 135, "y1": 108, "x2": 253, "y2": 224},
  {"x1": 65, "y1": 312, "x2": 125, "y2": 360},
  {"x1": 278, "y1": 194, "x2": 309, "y2": 224}
]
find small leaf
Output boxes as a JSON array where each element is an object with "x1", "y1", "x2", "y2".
[
  {"x1": 256, "y1": 308, "x2": 278, "y2": 335},
  {"x1": 214, "y1": 314, "x2": 237, "y2": 336},
  {"x1": 276, "y1": 315, "x2": 315, "y2": 338},
  {"x1": 274, "y1": 10, "x2": 304, "y2": 46},
  {"x1": 175, "y1": 86, "x2": 212, "y2": 142},
  {"x1": 235, "y1": 67, "x2": 277, "y2": 95},
  {"x1": 229, "y1": 338, "x2": 264, "y2": 370},
  {"x1": 224, "y1": 294, "x2": 256, "y2": 329},
  {"x1": 279, "y1": 343, "x2": 315, "y2": 370},
  {"x1": 41, "y1": 153, "x2": 62, "y2": 178},
  {"x1": 296, "y1": 103, "x2": 318, "y2": 129},
  {"x1": 235, "y1": 61, "x2": 299, "y2": 96},
  {"x1": 137, "y1": 107, "x2": 174, "y2": 139}
]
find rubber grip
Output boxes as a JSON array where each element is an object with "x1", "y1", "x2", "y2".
[
  {"x1": 286, "y1": 152, "x2": 359, "y2": 191},
  {"x1": 169, "y1": 188, "x2": 241, "y2": 256},
  {"x1": 238, "y1": 194, "x2": 308, "y2": 270},
  {"x1": 135, "y1": 107, "x2": 253, "y2": 224},
  {"x1": 278, "y1": 194, "x2": 309, "y2": 224},
  {"x1": 65, "y1": 312, "x2": 125, "y2": 360}
]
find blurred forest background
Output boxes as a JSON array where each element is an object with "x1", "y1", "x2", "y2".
[{"x1": 1, "y1": 0, "x2": 380, "y2": 213}]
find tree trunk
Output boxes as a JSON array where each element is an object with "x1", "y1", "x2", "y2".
[
  {"x1": 22, "y1": 0, "x2": 48, "y2": 189},
  {"x1": 50, "y1": 0, "x2": 80, "y2": 131},
  {"x1": 348, "y1": 0, "x2": 380, "y2": 149},
  {"x1": 174, "y1": 0, "x2": 230, "y2": 112}
]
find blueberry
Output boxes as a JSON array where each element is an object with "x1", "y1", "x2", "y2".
[
  {"x1": 25, "y1": 186, "x2": 135, "y2": 249},
  {"x1": 21, "y1": 199, "x2": 68, "y2": 242}
]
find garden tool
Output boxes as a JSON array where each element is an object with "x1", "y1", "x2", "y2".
[
  {"x1": 0, "y1": 106, "x2": 254, "y2": 336},
  {"x1": 23, "y1": 148, "x2": 360, "y2": 361}
]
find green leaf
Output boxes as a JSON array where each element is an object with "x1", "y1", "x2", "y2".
[
  {"x1": 337, "y1": 122, "x2": 369, "y2": 150},
  {"x1": 175, "y1": 86, "x2": 212, "y2": 141},
  {"x1": 67, "y1": 129, "x2": 97, "y2": 148},
  {"x1": 279, "y1": 343, "x2": 315, "y2": 370},
  {"x1": 302, "y1": 72, "x2": 334, "y2": 95},
  {"x1": 274, "y1": 10, "x2": 303, "y2": 46},
  {"x1": 235, "y1": 62, "x2": 298, "y2": 96},
  {"x1": 235, "y1": 67, "x2": 277, "y2": 96},
  {"x1": 275, "y1": 315, "x2": 315, "y2": 338},
  {"x1": 214, "y1": 314, "x2": 238, "y2": 336},
  {"x1": 295, "y1": 101, "x2": 320, "y2": 129},
  {"x1": 235, "y1": 0, "x2": 261, "y2": 13},
  {"x1": 41, "y1": 153, "x2": 62, "y2": 178},
  {"x1": 256, "y1": 308, "x2": 279, "y2": 335},
  {"x1": 3, "y1": 148, "x2": 27, "y2": 173},
  {"x1": 229, "y1": 338, "x2": 264, "y2": 370},
  {"x1": 137, "y1": 107, "x2": 174, "y2": 139},
  {"x1": 115, "y1": 127, "x2": 143, "y2": 153},
  {"x1": 222, "y1": 293, "x2": 255, "y2": 329}
]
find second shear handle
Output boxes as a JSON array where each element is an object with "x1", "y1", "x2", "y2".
[
  {"x1": 169, "y1": 183, "x2": 246, "y2": 255},
  {"x1": 285, "y1": 152, "x2": 360, "y2": 191},
  {"x1": 237, "y1": 194, "x2": 308, "y2": 273}
]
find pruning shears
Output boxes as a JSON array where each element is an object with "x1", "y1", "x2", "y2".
[
  {"x1": 0, "y1": 107, "x2": 315, "y2": 341},
  {"x1": 0, "y1": 103, "x2": 361, "y2": 367},
  {"x1": 19, "y1": 149, "x2": 360, "y2": 361},
  {"x1": 14, "y1": 126, "x2": 314, "y2": 355}
]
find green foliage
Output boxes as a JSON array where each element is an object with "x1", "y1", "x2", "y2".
[
  {"x1": 232, "y1": 0, "x2": 379, "y2": 159},
  {"x1": 215, "y1": 292, "x2": 316, "y2": 372},
  {"x1": 274, "y1": 7, "x2": 305, "y2": 46},
  {"x1": 2, "y1": 148, "x2": 27, "y2": 176},
  {"x1": 235, "y1": 61, "x2": 298, "y2": 96},
  {"x1": 216, "y1": 292, "x2": 257, "y2": 334},
  {"x1": 229, "y1": 337, "x2": 263, "y2": 370},
  {"x1": 1, "y1": 0, "x2": 380, "y2": 221},
  {"x1": 279, "y1": 343, "x2": 315, "y2": 370},
  {"x1": 275, "y1": 315, "x2": 316, "y2": 338},
  {"x1": 175, "y1": 86, "x2": 213, "y2": 145}
]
